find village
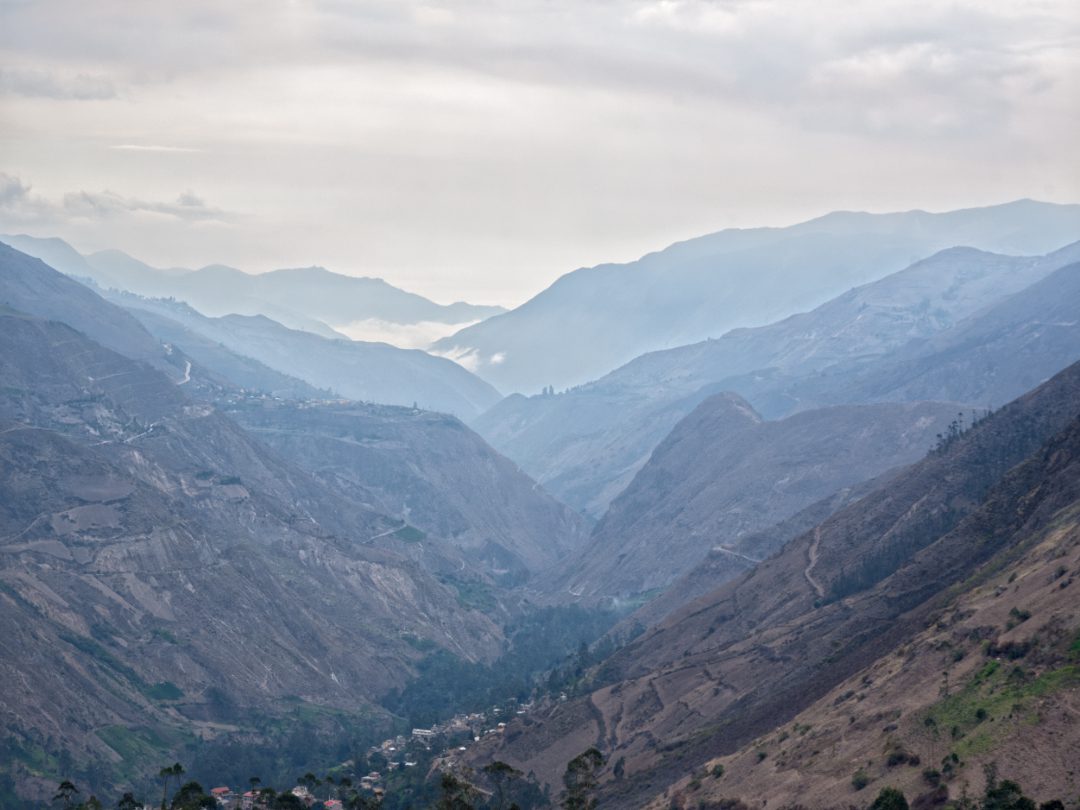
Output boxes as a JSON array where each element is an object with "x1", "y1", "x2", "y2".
[{"x1": 194, "y1": 702, "x2": 536, "y2": 809}]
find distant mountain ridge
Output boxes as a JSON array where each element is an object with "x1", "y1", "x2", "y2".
[
  {"x1": 475, "y1": 239, "x2": 1080, "y2": 515},
  {"x1": 112, "y1": 292, "x2": 501, "y2": 417},
  {"x1": 0, "y1": 233, "x2": 505, "y2": 346},
  {"x1": 437, "y1": 200, "x2": 1080, "y2": 394}
]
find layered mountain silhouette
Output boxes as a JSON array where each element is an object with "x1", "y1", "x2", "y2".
[
  {"x1": 476, "y1": 240, "x2": 1080, "y2": 516},
  {"x1": 0, "y1": 233, "x2": 504, "y2": 345},
  {"x1": 437, "y1": 200, "x2": 1080, "y2": 394},
  {"x1": 0, "y1": 243, "x2": 588, "y2": 794},
  {"x1": 473, "y1": 358, "x2": 1080, "y2": 805}
]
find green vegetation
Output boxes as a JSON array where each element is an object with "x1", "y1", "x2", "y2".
[
  {"x1": 143, "y1": 681, "x2": 185, "y2": 701},
  {"x1": 561, "y1": 748, "x2": 603, "y2": 810},
  {"x1": 922, "y1": 661, "x2": 1080, "y2": 757},
  {"x1": 58, "y1": 633, "x2": 143, "y2": 687},
  {"x1": 438, "y1": 574, "x2": 497, "y2": 612},
  {"x1": 392, "y1": 524, "x2": 426, "y2": 543},
  {"x1": 869, "y1": 787, "x2": 909, "y2": 810},
  {"x1": 382, "y1": 605, "x2": 621, "y2": 728},
  {"x1": 151, "y1": 628, "x2": 180, "y2": 645}
]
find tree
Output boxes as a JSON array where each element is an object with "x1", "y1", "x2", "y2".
[
  {"x1": 54, "y1": 780, "x2": 79, "y2": 809},
  {"x1": 561, "y1": 748, "x2": 604, "y2": 810},
  {"x1": 299, "y1": 773, "x2": 320, "y2": 796},
  {"x1": 483, "y1": 761, "x2": 522, "y2": 810},
  {"x1": 117, "y1": 794, "x2": 141, "y2": 810},
  {"x1": 170, "y1": 781, "x2": 212, "y2": 810},
  {"x1": 981, "y1": 766, "x2": 1037, "y2": 810},
  {"x1": 159, "y1": 763, "x2": 185, "y2": 809},
  {"x1": 272, "y1": 794, "x2": 305, "y2": 810},
  {"x1": 868, "y1": 787, "x2": 909, "y2": 810},
  {"x1": 437, "y1": 771, "x2": 479, "y2": 810}
]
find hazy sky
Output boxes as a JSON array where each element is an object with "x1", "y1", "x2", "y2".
[{"x1": 1, "y1": 0, "x2": 1078, "y2": 305}]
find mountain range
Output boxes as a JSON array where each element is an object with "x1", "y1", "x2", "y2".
[
  {"x1": 0, "y1": 242, "x2": 587, "y2": 799},
  {"x1": 436, "y1": 200, "x2": 1080, "y2": 394},
  {"x1": 4, "y1": 200, "x2": 1080, "y2": 808},
  {"x1": 0, "y1": 233, "x2": 505, "y2": 347},
  {"x1": 472, "y1": 356, "x2": 1080, "y2": 806},
  {"x1": 475, "y1": 240, "x2": 1080, "y2": 516}
]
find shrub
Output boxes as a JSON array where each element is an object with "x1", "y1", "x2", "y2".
[{"x1": 869, "y1": 787, "x2": 909, "y2": 810}]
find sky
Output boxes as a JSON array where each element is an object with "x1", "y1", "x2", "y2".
[{"x1": 1, "y1": 0, "x2": 1078, "y2": 306}]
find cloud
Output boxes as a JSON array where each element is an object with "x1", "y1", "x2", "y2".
[
  {"x1": 0, "y1": 172, "x2": 231, "y2": 225},
  {"x1": 336, "y1": 317, "x2": 482, "y2": 349},
  {"x1": 111, "y1": 144, "x2": 201, "y2": 153},
  {"x1": 430, "y1": 344, "x2": 481, "y2": 373},
  {"x1": 0, "y1": 172, "x2": 32, "y2": 206},
  {"x1": 61, "y1": 189, "x2": 230, "y2": 222},
  {"x1": 0, "y1": 67, "x2": 116, "y2": 99}
]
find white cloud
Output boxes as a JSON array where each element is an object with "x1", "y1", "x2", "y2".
[
  {"x1": 335, "y1": 317, "x2": 482, "y2": 349},
  {"x1": 111, "y1": 144, "x2": 201, "y2": 153},
  {"x1": 430, "y1": 345, "x2": 482, "y2": 373},
  {"x1": 0, "y1": 1, "x2": 1077, "y2": 303},
  {"x1": 0, "y1": 172, "x2": 232, "y2": 226},
  {"x1": 61, "y1": 189, "x2": 230, "y2": 222},
  {"x1": 0, "y1": 67, "x2": 116, "y2": 99}
]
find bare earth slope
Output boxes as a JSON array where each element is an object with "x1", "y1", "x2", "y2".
[
  {"x1": 551, "y1": 396, "x2": 962, "y2": 601},
  {"x1": 0, "y1": 310, "x2": 504, "y2": 798},
  {"x1": 470, "y1": 360, "x2": 1080, "y2": 804},
  {"x1": 227, "y1": 399, "x2": 589, "y2": 583}
]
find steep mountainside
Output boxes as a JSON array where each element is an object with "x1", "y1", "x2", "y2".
[
  {"x1": 0, "y1": 311, "x2": 507, "y2": 797},
  {"x1": 474, "y1": 241, "x2": 1080, "y2": 515},
  {"x1": 113, "y1": 305, "x2": 327, "y2": 400},
  {"x1": 624, "y1": 477, "x2": 885, "y2": 631},
  {"x1": 550, "y1": 397, "x2": 961, "y2": 601},
  {"x1": 226, "y1": 399, "x2": 589, "y2": 584},
  {"x1": 0, "y1": 234, "x2": 504, "y2": 342},
  {"x1": 470, "y1": 360, "x2": 1080, "y2": 803},
  {"x1": 654, "y1": 469, "x2": 1080, "y2": 808},
  {"x1": 0, "y1": 242, "x2": 176, "y2": 373},
  {"x1": 755, "y1": 259, "x2": 1080, "y2": 416},
  {"x1": 110, "y1": 294, "x2": 502, "y2": 418},
  {"x1": 438, "y1": 200, "x2": 1080, "y2": 394}
]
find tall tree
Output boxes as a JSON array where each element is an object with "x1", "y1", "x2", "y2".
[
  {"x1": 53, "y1": 780, "x2": 79, "y2": 809},
  {"x1": 561, "y1": 748, "x2": 603, "y2": 810},
  {"x1": 483, "y1": 761, "x2": 522, "y2": 810},
  {"x1": 437, "y1": 771, "x2": 479, "y2": 810}
]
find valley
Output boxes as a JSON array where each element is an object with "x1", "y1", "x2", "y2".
[{"x1": 3, "y1": 197, "x2": 1080, "y2": 810}]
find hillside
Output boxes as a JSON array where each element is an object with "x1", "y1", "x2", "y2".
[
  {"x1": 468, "y1": 359, "x2": 1080, "y2": 804},
  {"x1": 226, "y1": 399, "x2": 589, "y2": 584},
  {"x1": 548, "y1": 396, "x2": 960, "y2": 601},
  {"x1": 0, "y1": 242, "x2": 176, "y2": 373},
  {"x1": 112, "y1": 293, "x2": 502, "y2": 418},
  {"x1": 438, "y1": 200, "x2": 1080, "y2": 394},
  {"x1": 0, "y1": 234, "x2": 504, "y2": 345},
  {"x1": 474, "y1": 241, "x2": 1080, "y2": 515},
  {"x1": 653, "y1": 428, "x2": 1080, "y2": 809},
  {"x1": 0, "y1": 310, "x2": 507, "y2": 798}
]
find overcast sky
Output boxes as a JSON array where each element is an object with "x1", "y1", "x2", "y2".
[{"x1": 1, "y1": 0, "x2": 1078, "y2": 305}]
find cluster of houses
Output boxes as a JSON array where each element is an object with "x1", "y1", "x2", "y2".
[
  {"x1": 196, "y1": 703, "x2": 536, "y2": 808},
  {"x1": 199, "y1": 773, "x2": 386, "y2": 810}
]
